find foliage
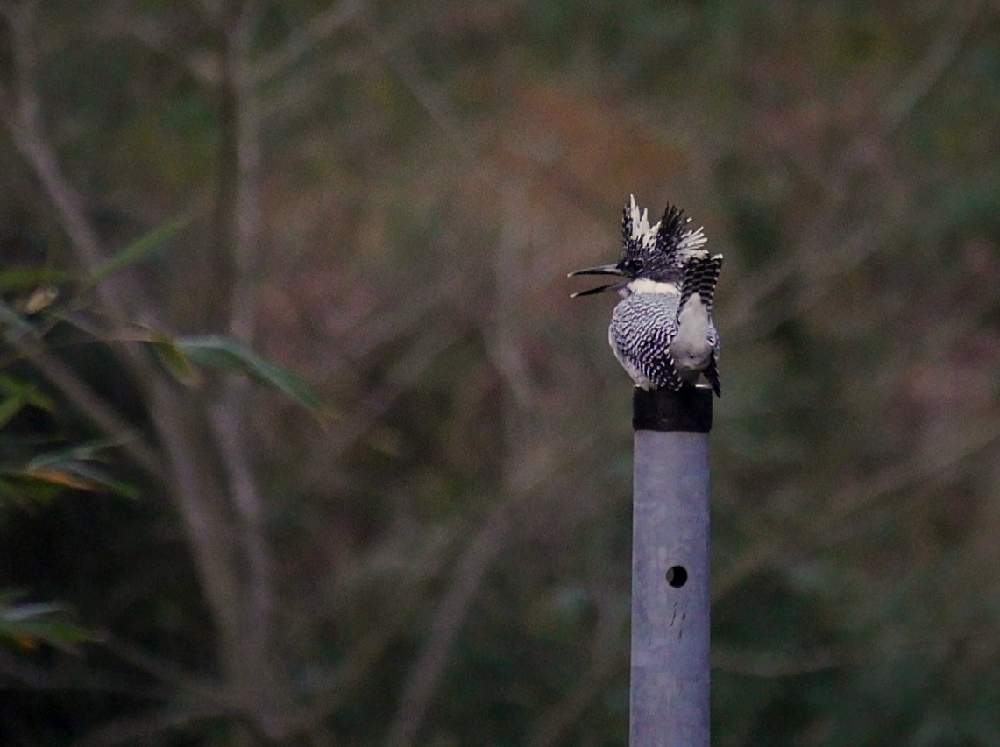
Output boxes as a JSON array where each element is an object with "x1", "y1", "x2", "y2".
[
  {"x1": 0, "y1": 590, "x2": 90, "y2": 653},
  {"x1": 1, "y1": 0, "x2": 999, "y2": 745},
  {"x1": 173, "y1": 335, "x2": 324, "y2": 412}
]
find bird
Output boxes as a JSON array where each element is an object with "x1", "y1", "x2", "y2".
[{"x1": 568, "y1": 195, "x2": 723, "y2": 395}]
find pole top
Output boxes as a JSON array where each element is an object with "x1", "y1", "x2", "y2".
[{"x1": 633, "y1": 387, "x2": 713, "y2": 433}]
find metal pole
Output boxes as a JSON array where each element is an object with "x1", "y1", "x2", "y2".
[{"x1": 630, "y1": 387, "x2": 712, "y2": 747}]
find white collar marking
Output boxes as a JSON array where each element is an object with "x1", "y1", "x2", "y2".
[{"x1": 628, "y1": 278, "x2": 679, "y2": 295}]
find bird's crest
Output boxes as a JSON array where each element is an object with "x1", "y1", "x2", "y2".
[
  {"x1": 620, "y1": 197, "x2": 711, "y2": 282},
  {"x1": 655, "y1": 204, "x2": 708, "y2": 267},
  {"x1": 621, "y1": 194, "x2": 660, "y2": 259}
]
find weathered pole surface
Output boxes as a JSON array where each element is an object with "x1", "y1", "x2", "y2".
[{"x1": 630, "y1": 386, "x2": 712, "y2": 747}]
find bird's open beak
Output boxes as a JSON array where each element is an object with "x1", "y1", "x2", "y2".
[
  {"x1": 570, "y1": 282, "x2": 627, "y2": 298},
  {"x1": 568, "y1": 263, "x2": 625, "y2": 298},
  {"x1": 567, "y1": 263, "x2": 624, "y2": 278}
]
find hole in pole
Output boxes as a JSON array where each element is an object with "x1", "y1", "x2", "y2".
[{"x1": 666, "y1": 566, "x2": 688, "y2": 588}]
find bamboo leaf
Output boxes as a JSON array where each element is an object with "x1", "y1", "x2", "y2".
[
  {"x1": 58, "y1": 462, "x2": 139, "y2": 500},
  {"x1": 26, "y1": 438, "x2": 124, "y2": 470},
  {"x1": 0, "y1": 268, "x2": 73, "y2": 292},
  {"x1": 177, "y1": 335, "x2": 323, "y2": 411},
  {"x1": 9, "y1": 465, "x2": 136, "y2": 499},
  {"x1": 150, "y1": 334, "x2": 201, "y2": 386},
  {"x1": 0, "y1": 592, "x2": 91, "y2": 652},
  {"x1": 0, "y1": 375, "x2": 56, "y2": 412},
  {"x1": 20, "y1": 467, "x2": 101, "y2": 492},
  {"x1": 0, "y1": 397, "x2": 26, "y2": 430},
  {"x1": 12, "y1": 439, "x2": 138, "y2": 499},
  {"x1": 88, "y1": 213, "x2": 191, "y2": 286},
  {"x1": 2, "y1": 602, "x2": 66, "y2": 622}
]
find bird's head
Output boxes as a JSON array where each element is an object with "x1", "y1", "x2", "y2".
[{"x1": 569, "y1": 196, "x2": 707, "y2": 297}]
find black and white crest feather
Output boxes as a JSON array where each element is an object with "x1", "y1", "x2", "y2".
[
  {"x1": 620, "y1": 194, "x2": 659, "y2": 264},
  {"x1": 609, "y1": 198, "x2": 722, "y2": 395},
  {"x1": 655, "y1": 204, "x2": 709, "y2": 268}
]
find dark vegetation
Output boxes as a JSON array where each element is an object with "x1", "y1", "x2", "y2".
[{"x1": 1, "y1": 1, "x2": 999, "y2": 744}]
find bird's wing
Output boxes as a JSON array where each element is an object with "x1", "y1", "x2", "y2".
[
  {"x1": 680, "y1": 255, "x2": 724, "y2": 397},
  {"x1": 678, "y1": 253, "x2": 723, "y2": 316}
]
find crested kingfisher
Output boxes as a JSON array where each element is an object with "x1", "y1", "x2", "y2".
[{"x1": 569, "y1": 195, "x2": 723, "y2": 395}]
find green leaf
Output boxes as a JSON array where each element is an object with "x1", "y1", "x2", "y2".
[
  {"x1": 0, "y1": 375, "x2": 56, "y2": 412},
  {"x1": 12, "y1": 467, "x2": 102, "y2": 492},
  {"x1": 1, "y1": 465, "x2": 135, "y2": 499},
  {"x1": 5, "y1": 439, "x2": 139, "y2": 500},
  {"x1": 26, "y1": 438, "x2": 125, "y2": 470},
  {"x1": 0, "y1": 267, "x2": 73, "y2": 292},
  {"x1": 150, "y1": 334, "x2": 201, "y2": 386},
  {"x1": 177, "y1": 335, "x2": 323, "y2": 411},
  {"x1": 88, "y1": 213, "x2": 192, "y2": 286},
  {"x1": 56, "y1": 462, "x2": 139, "y2": 500},
  {"x1": 0, "y1": 397, "x2": 26, "y2": 430},
  {"x1": 0, "y1": 374, "x2": 54, "y2": 430},
  {"x1": 0, "y1": 590, "x2": 91, "y2": 652},
  {"x1": 2, "y1": 602, "x2": 66, "y2": 622}
]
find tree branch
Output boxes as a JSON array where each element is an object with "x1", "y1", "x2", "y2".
[
  {"x1": 384, "y1": 185, "x2": 600, "y2": 741},
  {"x1": 726, "y1": 0, "x2": 985, "y2": 335},
  {"x1": 2, "y1": 2, "x2": 105, "y2": 277},
  {"x1": 713, "y1": 412, "x2": 1000, "y2": 602},
  {"x1": 384, "y1": 498, "x2": 516, "y2": 747},
  {"x1": 255, "y1": 0, "x2": 365, "y2": 84},
  {"x1": 94, "y1": 2, "x2": 221, "y2": 85},
  {"x1": 279, "y1": 527, "x2": 456, "y2": 738}
]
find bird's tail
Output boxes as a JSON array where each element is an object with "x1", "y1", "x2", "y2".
[
  {"x1": 678, "y1": 253, "x2": 724, "y2": 396},
  {"x1": 678, "y1": 253, "x2": 723, "y2": 317}
]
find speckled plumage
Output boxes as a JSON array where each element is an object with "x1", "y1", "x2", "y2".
[
  {"x1": 570, "y1": 196, "x2": 723, "y2": 395},
  {"x1": 609, "y1": 255, "x2": 722, "y2": 395},
  {"x1": 609, "y1": 291, "x2": 685, "y2": 390}
]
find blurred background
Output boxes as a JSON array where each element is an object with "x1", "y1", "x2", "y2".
[{"x1": 1, "y1": 0, "x2": 999, "y2": 745}]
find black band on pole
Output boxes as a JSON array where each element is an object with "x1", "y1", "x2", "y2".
[{"x1": 633, "y1": 387, "x2": 713, "y2": 433}]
